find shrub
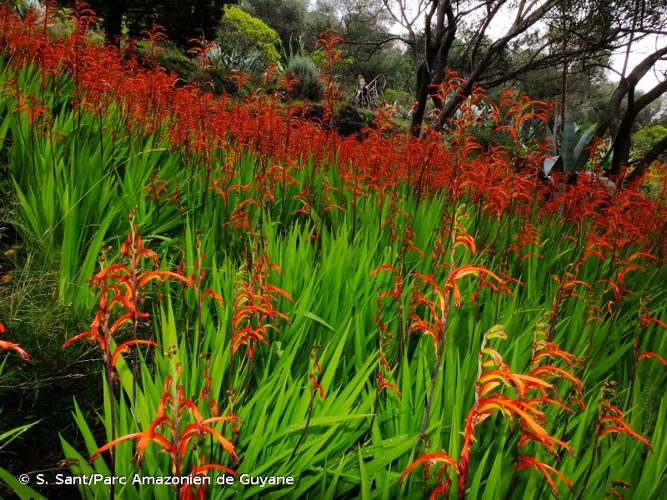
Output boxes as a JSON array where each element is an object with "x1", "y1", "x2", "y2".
[
  {"x1": 216, "y1": 5, "x2": 281, "y2": 72},
  {"x1": 286, "y1": 55, "x2": 322, "y2": 101},
  {"x1": 154, "y1": 43, "x2": 197, "y2": 76},
  {"x1": 151, "y1": 44, "x2": 236, "y2": 94},
  {"x1": 633, "y1": 124, "x2": 667, "y2": 158}
]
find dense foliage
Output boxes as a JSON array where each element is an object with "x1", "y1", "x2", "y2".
[
  {"x1": 0, "y1": 5, "x2": 665, "y2": 500},
  {"x1": 217, "y1": 5, "x2": 281, "y2": 69},
  {"x1": 61, "y1": 0, "x2": 234, "y2": 46}
]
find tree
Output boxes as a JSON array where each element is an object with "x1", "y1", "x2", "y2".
[
  {"x1": 380, "y1": 0, "x2": 578, "y2": 135},
  {"x1": 240, "y1": 0, "x2": 308, "y2": 48},
  {"x1": 67, "y1": 1, "x2": 235, "y2": 47},
  {"x1": 383, "y1": 0, "x2": 666, "y2": 137},
  {"x1": 301, "y1": 0, "x2": 410, "y2": 88},
  {"x1": 303, "y1": 0, "x2": 338, "y2": 50},
  {"x1": 509, "y1": 51, "x2": 610, "y2": 125},
  {"x1": 604, "y1": 45, "x2": 667, "y2": 181},
  {"x1": 75, "y1": 0, "x2": 127, "y2": 44},
  {"x1": 381, "y1": 0, "x2": 455, "y2": 135}
]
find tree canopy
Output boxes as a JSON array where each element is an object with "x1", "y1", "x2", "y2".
[{"x1": 66, "y1": 0, "x2": 235, "y2": 46}]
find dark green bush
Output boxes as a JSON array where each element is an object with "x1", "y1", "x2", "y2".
[{"x1": 152, "y1": 44, "x2": 236, "y2": 95}]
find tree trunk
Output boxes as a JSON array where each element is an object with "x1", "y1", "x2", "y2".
[
  {"x1": 429, "y1": 52, "x2": 447, "y2": 110},
  {"x1": 410, "y1": 64, "x2": 430, "y2": 137},
  {"x1": 608, "y1": 78, "x2": 667, "y2": 178},
  {"x1": 103, "y1": 1, "x2": 125, "y2": 46},
  {"x1": 610, "y1": 122, "x2": 634, "y2": 177},
  {"x1": 433, "y1": 69, "x2": 479, "y2": 127},
  {"x1": 560, "y1": 57, "x2": 568, "y2": 124},
  {"x1": 407, "y1": 0, "x2": 457, "y2": 136}
]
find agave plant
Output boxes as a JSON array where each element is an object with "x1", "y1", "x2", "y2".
[
  {"x1": 286, "y1": 55, "x2": 323, "y2": 101},
  {"x1": 543, "y1": 117, "x2": 596, "y2": 176}
]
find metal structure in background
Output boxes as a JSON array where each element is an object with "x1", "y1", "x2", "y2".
[{"x1": 354, "y1": 74, "x2": 385, "y2": 109}]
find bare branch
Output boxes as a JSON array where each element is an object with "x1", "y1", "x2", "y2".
[
  {"x1": 432, "y1": 0, "x2": 560, "y2": 129},
  {"x1": 604, "y1": 44, "x2": 667, "y2": 137}
]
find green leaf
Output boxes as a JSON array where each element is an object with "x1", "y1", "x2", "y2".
[{"x1": 0, "y1": 467, "x2": 47, "y2": 500}]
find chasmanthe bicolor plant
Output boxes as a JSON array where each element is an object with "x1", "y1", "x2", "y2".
[{"x1": 0, "y1": 4, "x2": 665, "y2": 499}]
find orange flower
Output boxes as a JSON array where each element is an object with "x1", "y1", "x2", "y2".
[
  {"x1": 231, "y1": 253, "x2": 291, "y2": 359},
  {"x1": 0, "y1": 321, "x2": 30, "y2": 361},
  {"x1": 401, "y1": 452, "x2": 460, "y2": 480},
  {"x1": 597, "y1": 393, "x2": 652, "y2": 449},
  {"x1": 377, "y1": 371, "x2": 401, "y2": 398},
  {"x1": 637, "y1": 352, "x2": 667, "y2": 367},
  {"x1": 447, "y1": 265, "x2": 510, "y2": 308},
  {"x1": 91, "y1": 377, "x2": 241, "y2": 472},
  {"x1": 517, "y1": 455, "x2": 573, "y2": 496}
]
